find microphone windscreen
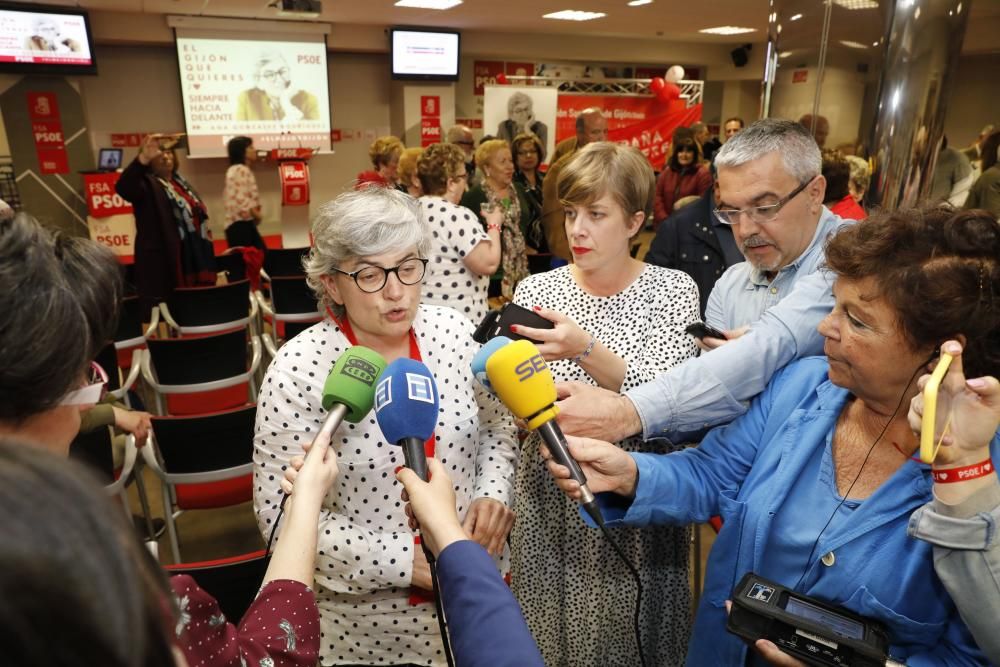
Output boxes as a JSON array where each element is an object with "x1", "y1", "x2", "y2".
[
  {"x1": 374, "y1": 358, "x2": 440, "y2": 443},
  {"x1": 323, "y1": 346, "x2": 388, "y2": 423},
  {"x1": 471, "y1": 335, "x2": 513, "y2": 394},
  {"x1": 485, "y1": 339, "x2": 558, "y2": 420}
]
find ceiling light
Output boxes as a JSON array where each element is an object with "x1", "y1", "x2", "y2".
[
  {"x1": 778, "y1": 51, "x2": 793, "y2": 58},
  {"x1": 394, "y1": 0, "x2": 462, "y2": 8},
  {"x1": 832, "y1": 0, "x2": 879, "y2": 8},
  {"x1": 699, "y1": 26, "x2": 757, "y2": 35},
  {"x1": 627, "y1": 0, "x2": 653, "y2": 6},
  {"x1": 872, "y1": 41, "x2": 879, "y2": 46},
  {"x1": 543, "y1": 9, "x2": 606, "y2": 20},
  {"x1": 840, "y1": 40, "x2": 868, "y2": 48},
  {"x1": 790, "y1": 13, "x2": 803, "y2": 20}
]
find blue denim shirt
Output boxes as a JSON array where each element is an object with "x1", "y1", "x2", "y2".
[
  {"x1": 626, "y1": 207, "x2": 850, "y2": 439},
  {"x1": 598, "y1": 358, "x2": 989, "y2": 667}
]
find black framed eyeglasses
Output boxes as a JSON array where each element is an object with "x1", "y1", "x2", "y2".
[
  {"x1": 713, "y1": 176, "x2": 816, "y2": 226},
  {"x1": 331, "y1": 258, "x2": 429, "y2": 293}
]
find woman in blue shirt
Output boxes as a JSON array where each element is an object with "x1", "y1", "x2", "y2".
[{"x1": 545, "y1": 205, "x2": 999, "y2": 666}]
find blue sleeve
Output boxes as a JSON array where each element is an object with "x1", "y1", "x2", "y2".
[
  {"x1": 626, "y1": 267, "x2": 835, "y2": 438},
  {"x1": 904, "y1": 612, "x2": 990, "y2": 667},
  {"x1": 436, "y1": 540, "x2": 544, "y2": 667}
]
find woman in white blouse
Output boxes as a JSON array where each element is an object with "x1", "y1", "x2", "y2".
[
  {"x1": 416, "y1": 142, "x2": 502, "y2": 326},
  {"x1": 223, "y1": 135, "x2": 266, "y2": 253},
  {"x1": 253, "y1": 186, "x2": 518, "y2": 667}
]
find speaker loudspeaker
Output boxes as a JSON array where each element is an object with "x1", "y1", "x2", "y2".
[{"x1": 731, "y1": 44, "x2": 752, "y2": 68}]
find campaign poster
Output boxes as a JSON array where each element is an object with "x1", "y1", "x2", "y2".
[
  {"x1": 483, "y1": 85, "x2": 557, "y2": 166},
  {"x1": 0, "y1": 8, "x2": 92, "y2": 66}
]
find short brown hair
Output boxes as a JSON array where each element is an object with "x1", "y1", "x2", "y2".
[
  {"x1": 397, "y1": 147, "x2": 424, "y2": 190},
  {"x1": 557, "y1": 142, "x2": 654, "y2": 230},
  {"x1": 416, "y1": 143, "x2": 465, "y2": 196},
  {"x1": 824, "y1": 206, "x2": 1000, "y2": 378},
  {"x1": 368, "y1": 136, "x2": 404, "y2": 169},
  {"x1": 821, "y1": 150, "x2": 850, "y2": 204},
  {"x1": 511, "y1": 132, "x2": 545, "y2": 164}
]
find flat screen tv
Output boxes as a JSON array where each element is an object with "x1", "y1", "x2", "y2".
[
  {"x1": 0, "y1": 2, "x2": 97, "y2": 75},
  {"x1": 390, "y1": 27, "x2": 459, "y2": 82}
]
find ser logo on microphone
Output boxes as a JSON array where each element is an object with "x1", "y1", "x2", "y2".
[
  {"x1": 341, "y1": 357, "x2": 379, "y2": 386},
  {"x1": 515, "y1": 354, "x2": 548, "y2": 382}
]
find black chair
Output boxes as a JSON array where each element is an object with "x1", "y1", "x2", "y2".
[
  {"x1": 215, "y1": 252, "x2": 247, "y2": 283},
  {"x1": 141, "y1": 405, "x2": 257, "y2": 562},
  {"x1": 95, "y1": 342, "x2": 140, "y2": 404},
  {"x1": 256, "y1": 276, "x2": 322, "y2": 356},
  {"x1": 158, "y1": 279, "x2": 257, "y2": 337},
  {"x1": 165, "y1": 550, "x2": 269, "y2": 621},
  {"x1": 70, "y1": 430, "x2": 138, "y2": 511},
  {"x1": 141, "y1": 328, "x2": 261, "y2": 415},
  {"x1": 261, "y1": 247, "x2": 309, "y2": 279}
]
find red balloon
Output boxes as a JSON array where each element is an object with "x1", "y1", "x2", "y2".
[
  {"x1": 650, "y1": 76, "x2": 666, "y2": 94},
  {"x1": 496, "y1": 73, "x2": 509, "y2": 85},
  {"x1": 657, "y1": 81, "x2": 681, "y2": 102}
]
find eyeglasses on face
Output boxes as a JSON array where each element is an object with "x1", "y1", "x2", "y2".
[
  {"x1": 260, "y1": 67, "x2": 290, "y2": 82},
  {"x1": 332, "y1": 257, "x2": 429, "y2": 293},
  {"x1": 712, "y1": 176, "x2": 816, "y2": 226},
  {"x1": 59, "y1": 361, "x2": 109, "y2": 407},
  {"x1": 517, "y1": 149, "x2": 538, "y2": 156}
]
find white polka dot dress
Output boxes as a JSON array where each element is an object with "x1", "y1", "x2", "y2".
[
  {"x1": 510, "y1": 264, "x2": 700, "y2": 667},
  {"x1": 253, "y1": 305, "x2": 518, "y2": 666},
  {"x1": 418, "y1": 196, "x2": 491, "y2": 326}
]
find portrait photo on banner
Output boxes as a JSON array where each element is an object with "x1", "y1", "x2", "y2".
[{"x1": 483, "y1": 85, "x2": 557, "y2": 165}]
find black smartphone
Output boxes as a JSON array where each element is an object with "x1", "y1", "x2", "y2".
[
  {"x1": 685, "y1": 321, "x2": 728, "y2": 340},
  {"x1": 473, "y1": 302, "x2": 554, "y2": 344}
]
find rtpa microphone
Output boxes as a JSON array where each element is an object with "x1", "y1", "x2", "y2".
[
  {"x1": 374, "y1": 358, "x2": 440, "y2": 481},
  {"x1": 314, "y1": 346, "x2": 388, "y2": 448},
  {"x1": 485, "y1": 339, "x2": 605, "y2": 527},
  {"x1": 470, "y1": 335, "x2": 513, "y2": 395}
]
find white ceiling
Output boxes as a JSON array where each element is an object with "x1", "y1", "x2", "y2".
[{"x1": 31, "y1": 0, "x2": 1000, "y2": 52}]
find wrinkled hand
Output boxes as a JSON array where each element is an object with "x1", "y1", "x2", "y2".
[
  {"x1": 397, "y1": 457, "x2": 469, "y2": 558},
  {"x1": 509, "y1": 306, "x2": 591, "y2": 362},
  {"x1": 908, "y1": 340, "x2": 1000, "y2": 466},
  {"x1": 482, "y1": 204, "x2": 504, "y2": 230},
  {"x1": 696, "y1": 325, "x2": 750, "y2": 352},
  {"x1": 725, "y1": 601, "x2": 807, "y2": 666},
  {"x1": 541, "y1": 435, "x2": 638, "y2": 500},
  {"x1": 553, "y1": 381, "x2": 641, "y2": 442},
  {"x1": 279, "y1": 88, "x2": 305, "y2": 122},
  {"x1": 279, "y1": 436, "x2": 339, "y2": 510},
  {"x1": 462, "y1": 497, "x2": 515, "y2": 556},
  {"x1": 112, "y1": 407, "x2": 152, "y2": 447},
  {"x1": 137, "y1": 134, "x2": 163, "y2": 166}
]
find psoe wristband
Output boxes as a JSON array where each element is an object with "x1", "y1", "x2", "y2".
[{"x1": 931, "y1": 458, "x2": 994, "y2": 483}]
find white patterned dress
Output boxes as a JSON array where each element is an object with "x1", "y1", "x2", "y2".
[
  {"x1": 253, "y1": 305, "x2": 518, "y2": 666},
  {"x1": 510, "y1": 264, "x2": 700, "y2": 666}
]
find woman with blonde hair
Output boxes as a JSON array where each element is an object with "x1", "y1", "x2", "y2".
[
  {"x1": 507, "y1": 142, "x2": 700, "y2": 666},
  {"x1": 396, "y1": 146, "x2": 424, "y2": 197},
  {"x1": 461, "y1": 139, "x2": 533, "y2": 300},
  {"x1": 356, "y1": 135, "x2": 404, "y2": 189}
]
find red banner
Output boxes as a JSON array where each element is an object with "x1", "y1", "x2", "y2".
[
  {"x1": 555, "y1": 95, "x2": 700, "y2": 170},
  {"x1": 28, "y1": 92, "x2": 69, "y2": 174},
  {"x1": 420, "y1": 95, "x2": 440, "y2": 118},
  {"x1": 473, "y1": 60, "x2": 505, "y2": 96},
  {"x1": 111, "y1": 133, "x2": 143, "y2": 147},
  {"x1": 420, "y1": 117, "x2": 441, "y2": 148},
  {"x1": 279, "y1": 161, "x2": 310, "y2": 206},
  {"x1": 84, "y1": 172, "x2": 133, "y2": 217}
]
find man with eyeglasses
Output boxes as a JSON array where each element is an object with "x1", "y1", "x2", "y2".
[
  {"x1": 554, "y1": 118, "x2": 851, "y2": 444},
  {"x1": 236, "y1": 52, "x2": 319, "y2": 122},
  {"x1": 446, "y1": 124, "x2": 480, "y2": 189}
]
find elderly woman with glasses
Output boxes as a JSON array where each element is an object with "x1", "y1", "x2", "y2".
[
  {"x1": 653, "y1": 126, "x2": 713, "y2": 226},
  {"x1": 236, "y1": 51, "x2": 319, "y2": 122},
  {"x1": 253, "y1": 186, "x2": 518, "y2": 667}
]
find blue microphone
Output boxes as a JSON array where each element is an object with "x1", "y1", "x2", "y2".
[
  {"x1": 374, "y1": 358, "x2": 440, "y2": 481},
  {"x1": 471, "y1": 336, "x2": 513, "y2": 395}
]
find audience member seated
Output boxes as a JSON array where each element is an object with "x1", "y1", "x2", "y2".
[
  {"x1": 509, "y1": 142, "x2": 700, "y2": 666},
  {"x1": 645, "y1": 187, "x2": 743, "y2": 318},
  {"x1": 965, "y1": 131, "x2": 1000, "y2": 218},
  {"x1": 416, "y1": 142, "x2": 502, "y2": 324},
  {"x1": 546, "y1": 205, "x2": 998, "y2": 666},
  {"x1": 396, "y1": 146, "x2": 424, "y2": 197},
  {"x1": 461, "y1": 139, "x2": 532, "y2": 301},
  {"x1": 356, "y1": 135, "x2": 404, "y2": 190},
  {"x1": 908, "y1": 340, "x2": 1000, "y2": 664},
  {"x1": 822, "y1": 150, "x2": 867, "y2": 221},
  {"x1": 254, "y1": 186, "x2": 518, "y2": 667},
  {"x1": 653, "y1": 127, "x2": 713, "y2": 227},
  {"x1": 116, "y1": 134, "x2": 215, "y2": 320}
]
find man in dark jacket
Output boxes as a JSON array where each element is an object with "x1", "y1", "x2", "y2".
[{"x1": 644, "y1": 187, "x2": 743, "y2": 317}]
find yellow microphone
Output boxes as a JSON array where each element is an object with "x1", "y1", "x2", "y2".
[{"x1": 486, "y1": 339, "x2": 604, "y2": 525}]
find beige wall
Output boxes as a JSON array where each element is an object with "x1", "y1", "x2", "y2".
[{"x1": 943, "y1": 53, "x2": 1000, "y2": 149}]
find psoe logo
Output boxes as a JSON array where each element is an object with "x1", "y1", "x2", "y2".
[
  {"x1": 341, "y1": 357, "x2": 378, "y2": 386},
  {"x1": 514, "y1": 354, "x2": 547, "y2": 382}
]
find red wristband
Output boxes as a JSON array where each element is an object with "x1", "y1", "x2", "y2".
[{"x1": 931, "y1": 459, "x2": 994, "y2": 483}]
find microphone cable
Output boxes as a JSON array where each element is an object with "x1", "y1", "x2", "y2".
[{"x1": 592, "y1": 512, "x2": 648, "y2": 667}]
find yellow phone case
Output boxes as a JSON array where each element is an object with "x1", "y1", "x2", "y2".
[{"x1": 920, "y1": 353, "x2": 954, "y2": 464}]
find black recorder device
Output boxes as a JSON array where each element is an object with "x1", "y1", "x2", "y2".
[{"x1": 727, "y1": 573, "x2": 901, "y2": 667}]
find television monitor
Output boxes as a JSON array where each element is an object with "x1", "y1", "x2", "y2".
[
  {"x1": 0, "y1": 2, "x2": 97, "y2": 75},
  {"x1": 173, "y1": 26, "x2": 332, "y2": 158},
  {"x1": 390, "y1": 28, "x2": 460, "y2": 82},
  {"x1": 98, "y1": 148, "x2": 123, "y2": 171}
]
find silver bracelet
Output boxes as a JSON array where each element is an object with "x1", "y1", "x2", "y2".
[{"x1": 572, "y1": 336, "x2": 596, "y2": 364}]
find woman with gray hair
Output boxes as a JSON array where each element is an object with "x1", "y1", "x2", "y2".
[
  {"x1": 236, "y1": 51, "x2": 319, "y2": 122},
  {"x1": 497, "y1": 91, "x2": 548, "y2": 150},
  {"x1": 253, "y1": 186, "x2": 518, "y2": 667}
]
